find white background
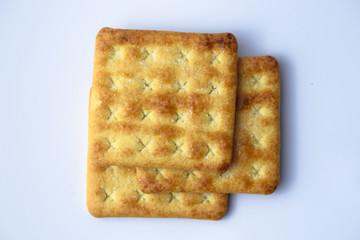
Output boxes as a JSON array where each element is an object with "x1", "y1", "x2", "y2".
[{"x1": 1, "y1": 0, "x2": 359, "y2": 239}]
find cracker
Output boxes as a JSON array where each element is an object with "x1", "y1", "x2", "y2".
[
  {"x1": 136, "y1": 56, "x2": 280, "y2": 194},
  {"x1": 88, "y1": 28, "x2": 238, "y2": 174},
  {"x1": 87, "y1": 164, "x2": 228, "y2": 220}
]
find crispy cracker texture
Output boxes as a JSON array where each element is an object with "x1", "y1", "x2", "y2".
[
  {"x1": 89, "y1": 28, "x2": 238, "y2": 174},
  {"x1": 88, "y1": 88, "x2": 228, "y2": 219},
  {"x1": 136, "y1": 56, "x2": 280, "y2": 194},
  {"x1": 87, "y1": 164, "x2": 228, "y2": 220}
]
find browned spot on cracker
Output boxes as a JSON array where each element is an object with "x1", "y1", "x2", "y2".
[
  {"x1": 188, "y1": 140, "x2": 207, "y2": 160},
  {"x1": 148, "y1": 67, "x2": 176, "y2": 84}
]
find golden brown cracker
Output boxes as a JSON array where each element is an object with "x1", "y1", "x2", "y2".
[{"x1": 88, "y1": 28, "x2": 238, "y2": 174}]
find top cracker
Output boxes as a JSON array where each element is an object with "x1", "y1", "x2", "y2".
[{"x1": 89, "y1": 28, "x2": 238, "y2": 173}]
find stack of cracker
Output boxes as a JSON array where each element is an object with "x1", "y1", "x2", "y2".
[{"x1": 87, "y1": 28, "x2": 280, "y2": 220}]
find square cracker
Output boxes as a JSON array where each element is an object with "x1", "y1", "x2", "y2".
[
  {"x1": 88, "y1": 28, "x2": 238, "y2": 174},
  {"x1": 87, "y1": 164, "x2": 228, "y2": 220},
  {"x1": 136, "y1": 56, "x2": 280, "y2": 194}
]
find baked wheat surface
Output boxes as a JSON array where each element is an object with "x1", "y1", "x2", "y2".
[
  {"x1": 137, "y1": 56, "x2": 280, "y2": 194},
  {"x1": 88, "y1": 86, "x2": 227, "y2": 220},
  {"x1": 87, "y1": 165, "x2": 228, "y2": 219},
  {"x1": 87, "y1": 97, "x2": 228, "y2": 220},
  {"x1": 88, "y1": 28, "x2": 237, "y2": 174}
]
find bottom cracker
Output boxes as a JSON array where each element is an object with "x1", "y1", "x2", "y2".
[
  {"x1": 136, "y1": 56, "x2": 280, "y2": 194},
  {"x1": 87, "y1": 164, "x2": 228, "y2": 220}
]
